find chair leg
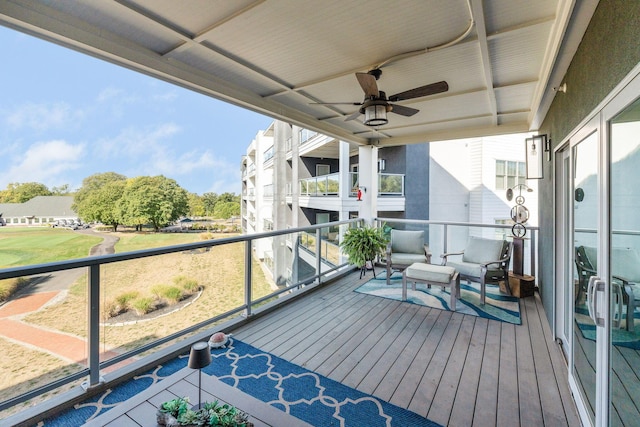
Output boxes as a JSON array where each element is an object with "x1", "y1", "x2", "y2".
[
  {"x1": 402, "y1": 272, "x2": 407, "y2": 300},
  {"x1": 480, "y1": 278, "x2": 486, "y2": 304},
  {"x1": 386, "y1": 265, "x2": 391, "y2": 285}
]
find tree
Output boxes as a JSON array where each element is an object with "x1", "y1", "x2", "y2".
[
  {"x1": 73, "y1": 172, "x2": 127, "y2": 229},
  {"x1": 201, "y1": 192, "x2": 218, "y2": 216},
  {"x1": 80, "y1": 180, "x2": 126, "y2": 231},
  {"x1": 0, "y1": 182, "x2": 52, "y2": 203},
  {"x1": 213, "y1": 201, "x2": 240, "y2": 219},
  {"x1": 118, "y1": 176, "x2": 189, "y2": 231},
  {"x1": 187, "y1": 193, "x2": 205, "y2": 218},
  {"x1": 51, "y1": 184, "x2": 71, "y2": 196}
]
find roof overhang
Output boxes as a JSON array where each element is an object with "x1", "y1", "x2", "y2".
[{"x1": 0, "y1": 0, "x2": 599, "y2": 147}]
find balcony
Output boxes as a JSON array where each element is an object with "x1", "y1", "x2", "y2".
[{"x1": 0, "y1": 220, "x2": 576, "y2": 426}]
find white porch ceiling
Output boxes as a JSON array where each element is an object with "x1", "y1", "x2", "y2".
[{"x1": 0, "y1": 0, "x2": 598, "y2": 147}]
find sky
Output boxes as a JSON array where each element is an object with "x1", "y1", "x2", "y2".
[{"x1": 0, "y1": 26, "x2": 273, "y2": 195}]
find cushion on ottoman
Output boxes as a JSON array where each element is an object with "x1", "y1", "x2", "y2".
[{"x1": 405, "y1": 263, "x2": 456, "y2": 283}]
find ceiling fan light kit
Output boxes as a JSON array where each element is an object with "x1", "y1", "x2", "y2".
[{"x1": 364, "y1": 102, "x2": 389, "y2": 126}]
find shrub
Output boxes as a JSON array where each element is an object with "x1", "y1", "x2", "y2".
[
  {"x1": 0, "y1": 278, "x2": 25, "y2": 302},
  {"x1": 131, "y1": 297, "x2": 156, "y2": 315},
  {"x1": 173, "y1": 276, "x2": 200, "y2": 294},
  {"x1": 163, "y1": 286, "x2": 184, "y2": 304},
  {"x1": 115, "y1": 291, "x2": 140, "y2": 308},
  {"x1": 200, "y1": 232, "x2": 214, "y2": 240},
  {"x1": 152, "y1": 284, "x2": 184, "y2": 304},
  {"x1": 102, "y1": 300, "x2": 121, "y2": 319}
]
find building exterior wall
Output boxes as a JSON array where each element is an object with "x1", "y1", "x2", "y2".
[{"x1": 538, "y1": 0, "x2": 640, "y2": 323}]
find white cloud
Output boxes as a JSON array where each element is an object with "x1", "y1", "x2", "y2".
[
  {"x1": 5, "y1": 139, "x2": 85, "y2": 185},
  {"x1": 94, "y1": 123, "x2": 181, "y2": 158},
  {"x1": 5, "y1": 102, "x2": 83, "y2": 132}
]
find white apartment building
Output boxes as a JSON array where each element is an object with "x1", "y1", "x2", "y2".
[{"x1": 242, "y1": 120, "x2": 536, "y2": 286}]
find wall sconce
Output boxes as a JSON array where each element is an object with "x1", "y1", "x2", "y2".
[
  {"x1": 544, "y1": 137, "x2": 551, "y2": 161},
  {"x1": 378, "y1": 159, "x2": 386, "y2": 172},
  {"x1": 525, "y1": 134, "x2": 547, "y2": 179}
]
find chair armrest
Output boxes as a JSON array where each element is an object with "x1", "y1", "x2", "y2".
[
  {"x1": 440, "y1": 251, "x2": 464, "y2": 265},
  {"x1": 480, "y1": 253, "x2": 511, "y2": 269},
  {"x1": 424, "y1": 245, "x2": 432, "y2": 263}
]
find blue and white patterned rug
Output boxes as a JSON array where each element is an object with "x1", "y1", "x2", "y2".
[
  {"x1": 355, "y1": 271, "x2": 521, "y2": 325},
  {"x1": 206, "y1": 339, "x2": 441, "y2": 427},
  {"x1": 43, "y1": 338, "x2": 441, "y2": 426}
]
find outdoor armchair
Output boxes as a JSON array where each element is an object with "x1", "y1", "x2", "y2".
[
  {"x1": 385, "y1": 229, "x2": 432, "y2": 285},
  {"x1": 441, "y1": 237, "x2": 512, "y2": 304}
]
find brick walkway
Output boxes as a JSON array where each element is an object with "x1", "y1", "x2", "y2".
[{"x1": 0, "y1": 291, "x2": 121, "y2": 364}]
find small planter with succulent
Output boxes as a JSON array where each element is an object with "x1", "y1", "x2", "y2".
[{"x1": 157, "y1": 397, "x2": 253, "y2": 427}]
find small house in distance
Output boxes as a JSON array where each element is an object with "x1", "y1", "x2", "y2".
[{"x1": 0, "y1": 196, "x2": 78, "y2": 227}]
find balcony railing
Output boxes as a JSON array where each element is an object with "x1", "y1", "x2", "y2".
[
  {"x1": 1, "y1": 218, "x2": 541, "y2": 423},
  {"x1": 0, "y1": 219, "x2": 361, "y2": 419},
  {"x1": 299, "y1": 172, "x2": 339, "y2": 196},
  {"x1": 299, "y1": 172, "x2": 406, "y2": 197},
  {"x1": 349, "y1": 172, "x2": 405, "y2": 196},
  {"x1": 376, "y1": 217, "x2": 539, "y2": 279}
]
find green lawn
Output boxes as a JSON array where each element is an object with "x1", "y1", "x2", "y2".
[
  {"x1": 0, "y1": 227, "x2": 103, "y2": 268},
  {"x1": 114, "y1": 232, "x2": 203, "y2": 252}
]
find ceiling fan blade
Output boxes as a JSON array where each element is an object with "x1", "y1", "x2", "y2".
[
  {"x1": 345, "y1": 110, "x2": 362, "y2": 121},
  {"x1": 388, "y1": 81, "x2": 449, "y2": 102},
  {"x1": 389, "y1": 104, "x2": 419, "y2": 117},
  {"x1": 356, "y1": 72, "x2": 379, "y2": 98},
  {"x1": 309, "y1": 102, "x2": 363, "y2": 105}
]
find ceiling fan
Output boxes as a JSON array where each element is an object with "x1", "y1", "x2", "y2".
[{"x1": 313, "y1": 69, "x2": 448, "y2": 126}]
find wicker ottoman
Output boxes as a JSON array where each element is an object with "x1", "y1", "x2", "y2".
[{"x1": 402, "y1": 263, "x2": 460, "y2": 311}]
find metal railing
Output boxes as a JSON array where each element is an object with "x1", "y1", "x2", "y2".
[
  {"x1": 299, "y1": 172, "x2": 339, "y2": 196},
  {"x1": 375, "y1": 218, "x2": 539, "y2": 279},
  {"x1": 1, "y1": 217, "x2": 539, "y2": 422},
  {"x1": 0, "y1": 219, "x2": 361, "y2": 416}
]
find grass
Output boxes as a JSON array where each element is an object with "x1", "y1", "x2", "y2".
[
  {"x1": 0, "y1": 227, "x2": 102, "y2": 268},
  {"x1": 0, "y1": 278, "x2": 27, "y2": 303}
]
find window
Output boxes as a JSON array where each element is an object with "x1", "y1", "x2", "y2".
[
  {"x1": 495, "y1": 160, "x2": 525, "y2": 190},
  {"x1": 316, "y1": 164, "x2": 330, "y2": 176}
]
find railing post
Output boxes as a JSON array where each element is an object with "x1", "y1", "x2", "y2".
[
  {"x1": 443, "y1": 224, "x2": 448, "y2": 256},
  {"x1": 85, "y1": 264, "x2": 102, "y2": 389},
  {"x1": 316, "y1": 228, "x2": 322, "y2": 284},
  {"x1": 244, "y1": 240, "x2": 252, "y2": 317},
  {"x1": 531, "y1": 230, "x2": 537, "y2": 282}
]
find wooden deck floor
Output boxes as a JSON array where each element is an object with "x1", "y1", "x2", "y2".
[{"x1": 231, "y1": 271, "x2": 580, "y2": 427}]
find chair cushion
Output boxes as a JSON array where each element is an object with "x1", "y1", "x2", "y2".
[
  {"x1": 390, "y1": 253, "x2": 428, "y2": 266},
  {"x1": 405, "y1": 263, "x2": 455, "y2": 284},
  {"x1": 446, "y1": 261, "x2": 482, "y2": 278},
  {"x1": 391, "y1": 230, "x2": 424, "y2": 254},
  {"x1": 462, "y1": 237, "x2": 504, "y2": 264}
]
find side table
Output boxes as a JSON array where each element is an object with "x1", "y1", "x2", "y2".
[{"x1": 506, "y1": 271, "x2": 535, "y2": 298}]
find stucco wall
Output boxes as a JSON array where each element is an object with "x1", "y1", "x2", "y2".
[{"x1": 538, "y1": 0, "x2": 640, "y2": 325}]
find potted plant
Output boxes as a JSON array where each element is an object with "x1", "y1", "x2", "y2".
[
  {"x1": 339, "y1": 225, "x2": 388, "y2": 273},
  {"x1": 157, "y1": 397, "x2": 253, "y2": 427}
]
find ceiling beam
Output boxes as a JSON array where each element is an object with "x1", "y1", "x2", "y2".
[{"x1": 470, "y1": 0, "x2": 498, "y2": 126}]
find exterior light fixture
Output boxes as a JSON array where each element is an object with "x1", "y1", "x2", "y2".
[
  {"x1": 525, "y1": 134, "x2": 547, "y2": 179},
  {"x1": 188, "y1": 341, "x2": 212, "y2": 409},
  {"x1": 364, "y1": 102, "x2": 388, "y2": 126}
]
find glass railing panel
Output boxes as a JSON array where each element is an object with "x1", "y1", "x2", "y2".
[
  {"x1": 379, "y1": 173, "x2": 404, "y2": 195},
  {"x1": 0, "y1": 268, "x2": 89, "y2": 417}
]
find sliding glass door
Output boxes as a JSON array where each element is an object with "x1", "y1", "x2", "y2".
[{"x1": 562, "y1": 71, "x2": 640, "y2": 426}]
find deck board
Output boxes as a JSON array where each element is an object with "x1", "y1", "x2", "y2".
[{"x1": 85, "y1": 271, "x2": 580, "y2": 426}]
